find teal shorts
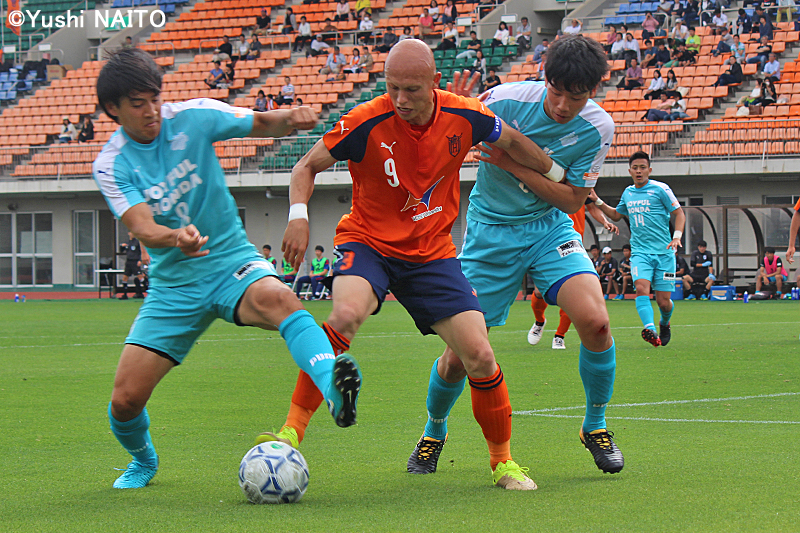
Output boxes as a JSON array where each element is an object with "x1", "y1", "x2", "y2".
[
  {"x1": 125, "y1": 254, "x2": 277, "y2": 364},
  {"x1": 630, "y1": 253, "x2": 676, "y2": 293},
  {"x1": 459, "y1": 209, "x2": 597, "y2": 327}
]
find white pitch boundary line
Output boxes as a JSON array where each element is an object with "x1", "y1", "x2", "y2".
[{"x1": 518, "y1": 413, "x2": 800, "y2": 424}]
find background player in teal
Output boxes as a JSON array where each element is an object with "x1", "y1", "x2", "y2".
[
  {"x1": 410, "y1": 35, "x2": 625, "y2": 477},
  {"x1": 594, "y1": 151, "x2": 686, "y2": 347},
  {"x1": 92, "y1": 49, "x2": 361, "y2": 489}
]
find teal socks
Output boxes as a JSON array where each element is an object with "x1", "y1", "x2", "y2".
[
  {"x1": 659, "y1": 299, "x2": 674, "y2": 326},
  {"x1": 579, "y1": 340, "x2": 616, "y2": 433},
  {"x1": 279, "y1": 310, "x2": 337, "y2": 400},
  {"x1": 108, "y1": 403, "x2": 157, "y2": 466},
  {"x1": 424, "y1": 358, "x2": 466, "y2": 440},
  {"x1": 635, "y1": 295, "x2": 656, "y2": 332}
]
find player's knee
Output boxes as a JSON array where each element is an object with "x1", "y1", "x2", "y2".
[
  {"x1": 460, "y1": 343, "x2": 496, "y2": 375},
  {"x1": 328, "y1": 302, "x2": 367, "y2": 333},
  {"x1": 110, "y1": 390, "x2": 146, "y2": 421}
]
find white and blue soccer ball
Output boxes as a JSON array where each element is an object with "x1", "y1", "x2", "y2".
[{"x1": 238, "y1": 442, "x2": 309, "y2": 504}]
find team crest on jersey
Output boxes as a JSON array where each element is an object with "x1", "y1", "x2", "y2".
[
  {"x1": 170, "y1": 132, "x2": 188, "y2": 151},
  {"x1": 447, "y1": 133, "x2": 462, "y2": 157}
]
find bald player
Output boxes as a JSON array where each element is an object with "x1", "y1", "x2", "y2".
[{"x1": 257, "y1": 39, "x2": 565, "y2": 490}]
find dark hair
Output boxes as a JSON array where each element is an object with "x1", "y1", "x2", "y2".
[
  {"x1": 263, "y1": 244, "x2": 271, "y2": 250},
  {"x1": 97, "y1": 48, "x2": 162, "y2": 124},
  {"x1": 544, "y1": 35, "x2": 609, "y2": 94},
  {"x1": 698, "y1": 240, "x2": 707, "y2": 247},
  {"x1": 654, "y1": 69, "x2": 661, "y2": 77},
  {"x1": 315, "y1": 245, "x2": 324, "y2": 252},
  {"x1": 622, "y1": 244, "x2": 631, "y2": 251},
  {"x1": 628, "y1": 150, "x2": 650, "y2": 166},
  {"x1": 765, "y1": 246, "x2": 775, "y2": 254},
  {"x1": 589, "y1": 244, "x2": 599, "y2": 251}
]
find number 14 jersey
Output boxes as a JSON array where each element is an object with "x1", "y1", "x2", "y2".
[{"x1": 616, "y1": 179, "x2": 680, "y2": 256}]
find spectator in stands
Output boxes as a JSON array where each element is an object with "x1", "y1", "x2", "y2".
[
  {"x1": 778, "y1": 0, "x2": 797, "y2": 23},
  {"x1": 529, "y1": 38, "x2": 548, "y2": 64},
  {"x1": 204, "y1": 60, "x2": 225, "y2": 88},
  {"x1": 217, "y1": 63, "x2": 234, "y2": 89},
  {"x1": 309, "y1": 34, "x2": 330, "y2": 57},
  {"x1": 77, "y1": 115, "x2": 94, "y2": 143},
  {"x1": 710, "y1": 8, "x2": 728, "y2": 35},
  {"x1": 357, "y1": 11, "x2": 375, "y2": 44},
  {"x1": 664, "y1": 68, "x2": 681, "y2": 97},
  {"x1": 764, "y1": 53, "x2": 781, "y2": 81},
  {"x1": 617, "y1": 57, "x2": 644, "y2": 89},
  {"x1": 686, "y1": 26, "x2": 701, "y2": 55},
  {"x1": 295, "y1": 97, "x2": 304, "y2": 106},
  {"x1": 666, "y1": 42, "x2": 695, "y2": 66},
  {"x1": 442, "y1": 0, "x2": 458, "y2": 25},
  {"x1": 713, "y1": 56, "x2": 744, "y2": 85},
  {"x1": 604, "y1": 25, "x2": 618, "y2": 53},
  {"x1": 598, "y1": 247, "x2": 620, "y2": 300},
  {"x1": 434, "y1": 21, "x2": 459, "y2": 50},
  {"x1": 253, "y1": 89, "x2": 267, "y2": 111},
  {"x1": 233, "y1": 36, "x2": 249, "y2": 63},
  {"x1": 320, "y1": 19, "x2": 339, "y2": 41},
  {"x1": 724, "y1": 34, "x2": 746, "y2": 65},
  {"x1": 399, "y1": 26, "x2": 414, "y2": 42},
  {"x1": 668, "y1": 95, "x2": 689, "y2": 120},
  {"x1": 334, "y1": 0, "x2": 352, "y2": 22},
  {"x1": 483, "y1": 68, "x2": 501, "y2": 90},
  {"x1": 375, "y1": 27, "x2": 399, "y2": 52},
  {"x1": 741, "y1": 79, "x2": 766, "y2": 106},
  {"x1": 641, "y1": 39, "x2": 658, "y2": 67},
  {"x1": 428, "y1": 0, "x2": 440, "y2": 22},
  {"x1": 642, "y1": 12, "x2": 661, "y2": 39},
  {"x1": 212, "y1": 35, "x2": 232, "y2": 63},
  {"x1": 58, "y1": 116, "x2": 77, "y2": 143},
  {"x1": 682, "y1": 240, "x2": 714, "y2": 299},
  {"x1": 533, "y1": 50, "x2": 547, "y2": 80},
  {"x1": 282, "y1": 7, "x2": 296, "y2": 35},
  {"x1": 654, "y1": 40, "x2": 672, "y2": 67},
  {"x1": 471, "y1": 49, "x2": 487, "y2": 80},
  {"x1": 679, "y1": 0, "x2": 699, "y2": 25},
  {"x1": 320, "y1": 45, "x2": 346, "y2": 75},
  {"x1": 711, "y1": 26, "x2": 733, "y2": 56},
  {"x1": 253, "y1": 8, "x2": 271, "y2": 36},
  {"x1": 359, "y1": 46, "x2": 374, "y2": 72},
  {"x1": 122, "y1": 36, "x2": 134, "y2": 50},
  {"x1": 759, "y1": 15, "x2": 775, "y2": 41},
  {"x1": 747, "y1": 35, "x2": 772, "y2": 70},
  {"x1": 756, "y1": 246, "x2": 788, "y2": 296},
  {"x1": 669, "y1": 18, "x2": 688, "y2": 46},
  {"x1": 657, "y1": 0, "x2": 674, "y2": 26},
  {"x1": 276, "y1": 76, "x2": 295, "y2": 105},
  {"x1": 418, "y1": 8, "x2": 434, "y2": 38},
  {"x1": 645, "y1": 93, "x2": 677, "y2": 120},
  {"x1": 491, "y1": 21, "x2": 510, "y2": 50},
  {"x1": 355, "y1": 0, "x2": 371, "y2": 19},
  {"x1": 609, "y1": 32, "x2": 626, "y2": 60},
  {"x1": 246, "y1": 35, "x2": 262, "y2": 60},
  {"x1": 294, "y1": 16, "x2": 313, "y2": 52},
  {"x1": 344, "y1": 48, "x2": 362, "y2": 73},
  {"x1": 516, "y1": 16, "x2": 532, "y2": 50},
  {"x1": 644, "y1": 69, "x2": 666, "y2": 99},
  {"x1": 457, "y1": 30, "x2": 481, "y2": 58},
  {"x1": 761, "y1": 78, "x2": 777, "y2": 105},
  {"x1": 623, "y1": 32, "x2": 641, "y2": 63},
  {"x1": 735, "y1": 8, "x2": 752, "y2": 35},
  {"x1": 563, "y1": 18, "x2": 582, "y2": 34}
]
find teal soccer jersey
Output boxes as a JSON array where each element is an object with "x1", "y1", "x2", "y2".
[
  {"x1": 616, "y1": 179, "x2": 680, "y2": 255},
  {"x1": 467, "y1": 81, "x2": 614, "y2": 225},
  {"x1": 93, "y1": 99, "x2": 256, "y2": 287}
]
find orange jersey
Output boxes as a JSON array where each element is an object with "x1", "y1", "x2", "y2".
[
  {"x1": 323, "y1": 90, "x2": 500, "y2": 262},
  {"x1": 795, "y1": 197, "x2": 800, "y2": 211},
  {"x1": 568, "y1": 206, "x2": 587, "y2": 237}
]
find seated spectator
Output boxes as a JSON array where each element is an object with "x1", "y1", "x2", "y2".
[
  {"x1": 295, "y1": 97, "x2": 304, "y2": 106},
  {"x1": 740, "y1": 80, "x2": 765, "y2": 106},
  {"x1": 334, "y1": 0, "x2": 352, "y2": 22},
  {"x1": 457, "y1": 31, "x2": 482, "y2": 58},
  {"x1": 533, "y1": 50, "x2": 547, "y2": 81},
  {"x1": 320, "y1": 18, "x2": 340, "y2": 41},
  {"x1": 615, "y1": 244, "x2": 633, "y2": 299},
  {"x1": 294, "y1": 245, "x2": 331, "y2": 300},
  {"x1": 204, "y1": 60, "x2": 225, "y2": 88},
  {"x1": 761, "y1": 79, "x2": 777, "y2": 105},
  {"x1": 355, "y1": 0, "x2": 371, "y2": 18},
  {"x1": 710, "y1": 8, "x2": 728, "y2": 35},
  {"x1": 681, "y1": 0, "x2": 699, "y2": 25},
  {"x1": 609, "y1": 32, "x2": 626, "y2": 60},
  {"x1": 232, "y1": 36, "x2": 249, "y2": 63},
  {"x1": 320, "y1": 45, "x2": 346, "y2": 75},
  {"x1": 471, "y1": 49, "x2": 487, "y2": 80},
  {"x1": 563, "y1": 18, "x2": 582, "y2": 34},
  {"x1": 275, "y1": 76, "x2": 295, "y2": 105},
  {"x1": 528, "y1": 38, "x2": 548, "y2": 64},
  {"x1": 747, "y1": 35, "x2": 772, "y2": 70},
  {"x1": 654, "y1": 41, "x2": 672, "y2": 67},
  {"x1": 357, "y1": 11, "x2": 375, "y2": 44},
  {"x1": 294, "y1": 16, "x2": 313, "y2": 52},
  {"x1": 686, "y1": 26, "x2": 701, "y2": 55},
  {"x1": 623, "y1": 32, "x2": 641, "y2": 63},
  {"x1": 212, "y1": 35, "x2": 232, "y2": 63},
  {"x1": 675, "y1": 252, "x2": 688, "y2": 279},
  {"x1": 758, "y1": 15, "x2": 774, "y2": 41},
  {"x1": 266, "y1": 93, "x2": 276, "y2": 110},
  {"x1": 735, "y1": 8, "x2": 752, "y2": 35},
  {"x1": 668, "y1": 95, "x2": 689, "y2": 120},
  {"x1": 641, "y1": 39, "x2": 658, "y2": 68},
  {"x1": 711, "y1": 27, "x2": 733, "y2": 56},
  {"x1": 682, "y1": 240, "x2": 714, "y2": 299},
  {"x1": 398, "y1": 26, "x2": 414, "y2": 41},
  {"x1": 763, "y1": 52, "x2": 781, "y2": 81},
  {"x1": 58, "y1": 116, "x2": 77, "y2": 143},
  {"x1": 656, "y1": 0, "x2": 674, "y2": 25},
  {"x1": 645, "y1": 93, "x2": 685, "y2": 120},
  {"x1": 253, "y1": 89, "x2": 267, "y2": 111},
  {"x1": 246, "y1": 35, "x2": 261, "y2": 60},
  {"x1": 282, "y1": 7, "x2": 296, "y2": 35},
  {"x1": 644, "y1": 69, "x2": 666, "y2": 99},
  {"x1": 428, "y1": 0, "x2": 440, "y2": 22},
  {"x1": 642, "y1": 11, "x2": 661, "y2": 39},
  {"x1": 374, "y1": 27, "x2": 399, "y2": 53},
  {"x1": 713, "y1": 57, "x2": 744, "y2": 86},
  {"x1": 598, "y1": 247, "x2": 620, "y2": 299},
  {"x1": 252, "y1": 8, "x2": 271, "y2": 36},
  {"x1": 726, "y1": 34, "x2": 746, "y2": 64},
  {"x1": 777, "y1": 0, "x2": 797, "y2": 23},
  {"x1": 343, "y1": 48, "x2": 361, "y2": 73},
  {"x1": 617, "y1": 58, "x2": 643, "y2": 89},
  {"x1": 359, "y1": 46, "x2": 374, "y2": 72},
  {"x1": 434, "y1": 21, "x2": 459, "y2": 50},
  {"x1": 669, "y1": 18, "x2": 688, "y2": 47},
  {"x1": 217, "y1": 63, "x2": 234, "y2": 89},
  {"x1": 77, "y1": 115, "x2": 94, "y2": 142},
  {"x1": 604, "y1": 25, "x2": 618, "y2": 53},
  {"x1": 491, "y1": 22, "x2": 510, "y2": 50},
  {"x1": 483, "y1": 68, "x2": 501, "y2": 90},
  {"x1": 516, "y1": 16, "x2": 532, "y2": 50},
  {"x1": 664, "y1": 42, "x2": 695, "y2": 66},
  {"x1": 309, "y1": 34, "x2": 330, "y2": 57},
  {"x1": 756, "y1": 246, "x2": 788, "y2": 296},
  {"x1": 418, "y1": 8, "x2": 434, "y2": 37},
  {"x1": 121, "y1": 36, "x2": 134, "y2": 50}
]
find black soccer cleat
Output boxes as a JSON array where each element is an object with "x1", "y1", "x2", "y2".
[
  {"x1": 641, "y1": 328, "x2": 662, "y2": 347},
  {"x1": 407, "y1": 434, "x2": 447, "y2": 474},
  {"x1": 659, "y1": 322, "x2": 671, "y2": 346},
  {"x1": 580, "y1": 428, "x2": 624, "y2": 474},
  {"x1": 328, "y1": 354, "x2": 362, "y2": 428}
]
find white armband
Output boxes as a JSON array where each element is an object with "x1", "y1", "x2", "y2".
[
  {"x1": 673, "y1": 230, "x2": 683, "y2": 240},
  {"x1": 544, "y1": 161, "x2": 565, "y2": 182},
  {"x1": 288, "y1": 203, "x2": 309, "y2": 222},
  {"x1": 595, "y1": 199, "x2": 605, "y2": 207}
]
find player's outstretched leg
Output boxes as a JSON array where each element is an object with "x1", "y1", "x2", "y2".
[
  {"x1": 327, "y1": 353, "x2": 362, "y2": 427},
  {"x1": 408, "y1": 358, "x2": 465, "y2": 474},
  {"x1": 635, "y1": 295, "x2": 661, "y2": 347},
  {"x1": 109, "y1": 403, "x2": 159, "y2": 488}
]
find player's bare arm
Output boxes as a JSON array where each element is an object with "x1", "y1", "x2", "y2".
[
  {"x1": 593, "y1": 193, "x2": 624, "y2": 222},
  {"x1": 475, "y1": 143, "x2": 589, "y2": 213},
  {"x1": 249, "y1": 106, "x2": 318, "y2": 138},
  {"x1": 669, "y1": 207, "x2": 686, "y2": 251},
  {"x1": 282, "y1": 139, "x2": 338, "y2": 271},
  {"x1": 120, "y1": 203, "x2": 209, "y2": 257},
  {"x1": 787, "y1": 209, "x2": 800, "y2": 263},
  {"x1": 586, "y1": 200, "x2": 620, "y2": 235}
]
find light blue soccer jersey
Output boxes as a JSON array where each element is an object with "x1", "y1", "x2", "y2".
[
  {"x1": 616, "y1": 179, "x2": 681, "y2": 255},
  {"x1": 467, "y1": 81, "x2": 614, "y2": 225},
  {"x1": 93, "y1": 98, "x2": 256, "y2": 287}
]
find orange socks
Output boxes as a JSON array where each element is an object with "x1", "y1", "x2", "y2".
[
  {"x1": 556, "y1": 308, "x2": 572, "y2": 337},
  {"x1": 469, "y1": 365, "x2": 512, "y2": 469},
  {"x1": 285, "y1": 322, "x2": 351, "y2": 444},
  {"x1": 531, "y1": 294, "x2": 548, "y2": 323}
]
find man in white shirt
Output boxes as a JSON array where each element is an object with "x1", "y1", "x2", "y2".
[
  {"x1": 516, "y1": 17, "x2": 532, "y2": 50},
  {"x1": 563, "y1": 18, "x2": 582, "y2": 34},
  {"x1": 294, "y1": 16, "x2": 313, "y2": 52},
  {"x1": 309, "y1": 34, "x2": 329, "y2": 57},
  {"x1": 670, "y1": 19, "x2": 688, "y2": 46},
  {"x1": 357, "y1": 11, "x2": 375, "y2": 44},
  {"x1": 711, "y1": 9, "x2": 729, "y2": 35},
  {"x1": 763, "y1": 52, "x2": 781, "y2": 81}
]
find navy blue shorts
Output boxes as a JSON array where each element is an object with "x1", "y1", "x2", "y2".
[{"x1": 330, "y1": 242, "x2": 483, "y2": 335}]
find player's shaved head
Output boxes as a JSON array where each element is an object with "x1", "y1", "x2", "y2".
[
  {"x1": 385, "y1": 39, "x2": 436, "y2": 79},
  {"x1": 384, "y1": 39, "x2": 441, "y2": 125}
]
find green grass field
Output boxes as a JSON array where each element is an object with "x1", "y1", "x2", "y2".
[{"x1": 1, "y1": 298, "x2": 799, "y2": 532}]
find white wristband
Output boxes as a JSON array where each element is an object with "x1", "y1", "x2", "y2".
[
  {"x1": 288, "y1": 203, "x2": 308, "y2": 222},
  {"x1": 595, "y1": 199, "x2": 604, "y2": 207},
  {"x1": 673, "y1": 230, "x2": 682, "y2": 240},
  {"x1": 544, "y1": 161, "x2": 565, "y2": 182}
]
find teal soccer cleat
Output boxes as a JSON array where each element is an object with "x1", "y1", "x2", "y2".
[{"x1": 112, "y1": 458, "x2": 158, "y2": 489}]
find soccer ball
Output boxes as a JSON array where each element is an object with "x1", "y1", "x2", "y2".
[{"x1": 238, "y1": 442, "x2": 309, "y2": 504}]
